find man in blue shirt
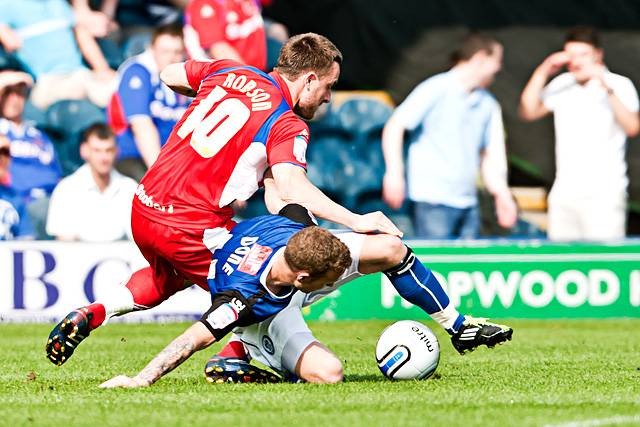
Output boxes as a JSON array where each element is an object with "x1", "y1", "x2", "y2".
[
  {"x1": 200, "y1": 215, "x2": 350, "y2": 339},
  {"x1": 108, "y1": 24, "x2": 189, "y2": 181},
  {"x1": 0, "y1": 133, "x2": 30, "y2": 239},
  {"x1": 382, "y1": 33, "x2": 517, "y2": 239},
  {"x1": 0, "y1": 72, "x2": 62, "y2": 238}
]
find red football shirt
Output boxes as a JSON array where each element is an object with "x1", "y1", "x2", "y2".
[
  {"x1": 185, "y1": 0, "x2": 267, "y2": 71},
  {"x1": 133, "y1": 59, "x2": 309, "y2": 230}
]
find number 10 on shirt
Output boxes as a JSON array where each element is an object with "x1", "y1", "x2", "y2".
[{"x1": 177, "y1": 86, "x2": 251, "y2": 158}]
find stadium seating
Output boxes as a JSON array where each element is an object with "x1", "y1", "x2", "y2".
[
  {"x1": 22, "y1": 100, "x2": 48, "y2": 129},
  {"x1": 239, "y1": 189, "x2": 270, "y2": 219},
  {"x1": 46, "y1": 100, "x2": 106, "y2": 174},
  {"x1": 334, "y1": 96, "x2": 392, "y2": 143},
  {"x1": 306, "y1": 95, "x2": 393, "y2": 212},
  {"x1": 121, "y1": 32, "x2": 152, "y2": 59},
  {"x1": 340, "y1": 158, "x2": 382, "y2": 211},
  {"x1": 306, "y1": 129, "x2": 353, "y2": 199},
  {"x1": 266, "y1": 37, "x2": 283, "y2": 71},
  {"x1": 97, "y1": 38, "x2": 125, "y2": 70},
  {"x1": 0, "y1": 45, "x2": 25, "y2": 73}
]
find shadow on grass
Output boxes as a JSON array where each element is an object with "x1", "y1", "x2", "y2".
[
  {"x1": 344, "y1": 372, "x2": 443, "y2": 383},
  {"x1": 343, "y1": 374, "x2": 388, "y2": 383}
]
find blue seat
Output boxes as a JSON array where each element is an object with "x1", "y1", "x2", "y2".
[
  {"x1": 51, "y1": 136, "x2": 81, "y2": 176},
  {"x1": 0, "y1": 45, "x2": 24, "y2": 72},
  {"x1": 46, "y1": 100, "x2": 106, "y2": 174},
  {"x1": 335, "y1": 97, "x2": 392, "y2": 141},
  {"x1": 47, "y1": 99, "x2": 105, "y2": 135},
  {"x1": 122, "y1": 32, "x2": 152, "y2": 59},
  {"x1": 308, "y1": 101, "x2": 340, "y2": 135},
  {"x1": 22, "y1": 100, "x2": 48, "y2": 129},
  {"x1": 97, "y1": 38, "x2": 124, "y2": 69},
  {"x1": 236, "y1": 189, "x2": 270, "y2": 219},
  {"x1": 266, "y1": 37, "x2": 282, "y2": 72},
  {"x1": 360, "y1": 129, "x2": 385, "y2": 174},
  {"x1": 341, "y1": 159, "x2": 382, "y2": 210},
  {"x1": 307, "y1": 133, "x2": 352, "y2": 197}
]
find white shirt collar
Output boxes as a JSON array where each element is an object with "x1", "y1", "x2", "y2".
[
  {"x1": 258, "y1": 247, "x2": 295, "y2": 300},
  {"x1": 75, "y1": 163, "x2": 123, "y2": 194}
]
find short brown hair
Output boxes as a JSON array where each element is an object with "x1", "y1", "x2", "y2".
[
  {"x1": 565, "y1": 27, "x2": 600, "y2": 48},
  {"x1": 152, "y1": 23, "x2": 183, "y2": 43},
  {"x1": 450, "y1": 33, "x2": 500, "y2": 64},
  {"x1": 274, "y1": 33, "x2": 343, "y2": 80},
  {"x1": 284, "y1": 226, "x2": 351, "y2": 277},
  {"x1": 81, "y1": 123, "x2": 115, "y2": 144}
]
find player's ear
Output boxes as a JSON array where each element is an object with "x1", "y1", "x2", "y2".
[
  {"x1": 296, "y1": 271, "x2": 311, "y2": 283},
  {"x1": 304, "y1": 72, "x2": 318, "y2": 90}
]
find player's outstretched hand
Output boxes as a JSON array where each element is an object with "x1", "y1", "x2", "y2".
[
  {"x1": 353, "y1": 211, "x2": 403, "y2": 238},
  {"x1": 99, "y1": 375, "x2": 149, "y2": 389}
]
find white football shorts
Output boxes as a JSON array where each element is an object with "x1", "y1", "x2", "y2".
[{"x1": 230, "y1": 230, "x2": 365, "y2": 375}]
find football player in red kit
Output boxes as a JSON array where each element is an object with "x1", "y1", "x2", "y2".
[{"x1": 46, "y1": 33, "x2": 401, "y2": 366}]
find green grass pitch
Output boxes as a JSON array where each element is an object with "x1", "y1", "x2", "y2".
[{"x1": 1, "y1": 319, "x2": 639, "y2": 427}]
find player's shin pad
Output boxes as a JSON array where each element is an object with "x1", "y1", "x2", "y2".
[{"x1": 383, "y1": 246, "x2": 465, "y2": 332}]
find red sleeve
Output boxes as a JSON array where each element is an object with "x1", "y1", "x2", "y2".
[
  {"x1": 185, "y1": 0, "x2": 226, "y2": 49},
  {"x1": 184, "y1": 59, "x2": 241, "y2": 92},
  {"x1": 266, "y1": 112, "x2": 309, "y2": 169}
]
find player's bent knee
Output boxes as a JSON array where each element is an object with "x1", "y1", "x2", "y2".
[
  {"x1": 303, "y1": 357, "x2": 343, "y2": 384},
  {"x1": 360, "y1": 234, "x2": 408, "y2": 274},
  {"x1": 297, "y1": 342, "x2": 344, "y2": 384},
  {"x1": 380, "y1": 235, "x2": 406, "y2": 266},
  {"x1": 318, "y1": 357, "x2": 344, "y2": 384}
]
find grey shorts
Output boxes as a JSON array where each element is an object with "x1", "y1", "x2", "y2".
[{"x1": 231, "y1": 231, "x2": 365, "y2": 374}]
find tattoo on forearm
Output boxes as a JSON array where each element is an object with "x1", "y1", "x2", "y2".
[{"x1": 136, "y1": 335, "x2": 197, "y2": 385}]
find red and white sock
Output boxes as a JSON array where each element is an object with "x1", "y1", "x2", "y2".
[
  {"x1": 218, "y1": 335, "x2": 249, "y2": 361},
  {"x1": 85, "y1": 285, "x2": 135, "y2": 330}
]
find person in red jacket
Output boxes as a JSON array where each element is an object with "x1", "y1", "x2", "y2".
[{"x1": 184, "y1": 0, "x2": 267, "y2": 70}]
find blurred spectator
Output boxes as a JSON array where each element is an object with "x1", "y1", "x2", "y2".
[
  {"x1": 108, "y1": 24, "x2": 188, "y2": 181},
  {"x1": 71, "y1": 0, "x2": 120, "y2": 38},
  {"x1": 255, "y1": 0, "x2": 288, "y2": 42},
  {"x1": 382, "y1": 33, "x2": 517, "y2": 239},
  {"x1": 184, "y1": 0, "x2": 267, "y2": 70},
  {"x1": 0, "y1": 70, "x2": 61, "y2": 239},
  {"x1": 520, "y1": 27, "x2": 639, "y2": 241},
  {"x1": 255, "y1": 0, "x2": 289, "y2": 70},
  {"x1": 0, "y1": 0, "x2": 116, "y2": 109},
  {"x1": 70, "y1": 0, "x2": 188, "y2": 37},
  {"x1": 46, "y1": 123, "x2": 137, "y2": 241},
  {"x1": 0, "y1": 134, "x2": 30, "y2": 240},
  {"x1": 115, "y1": 0, "x2": 186, "y2": 29}
]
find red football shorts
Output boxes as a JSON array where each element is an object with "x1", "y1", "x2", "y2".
[{"x1": 125, "y1": 210, "x2": 234, "y2": 309}]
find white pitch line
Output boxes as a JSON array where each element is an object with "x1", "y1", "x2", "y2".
[{"x1": 543, "y1": 415, "x2": 640, "y2": 427}]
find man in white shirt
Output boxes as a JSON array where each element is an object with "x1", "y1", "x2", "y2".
[
  {"x1": 520, "y1": 27, "x2": 640, "y2": 241},
  {"x1": 46, "y1": 123, "x2": 137, "y2": 242}
]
